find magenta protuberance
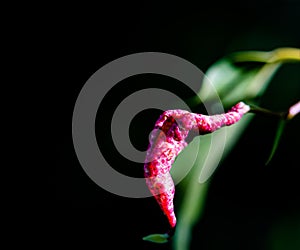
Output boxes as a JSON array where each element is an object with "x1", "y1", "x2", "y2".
[{"x1": 144, "y1": 102, "x2": 250, "y2": 230}]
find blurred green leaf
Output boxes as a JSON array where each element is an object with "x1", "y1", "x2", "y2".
[
  {"x1": 267, "y1": 214, "x2": 300, "y2": 250},
  {"x1": 198, "y1": 54, "x2": 281, "y2": 107},
  {"x1": 142, "y1": 233, "x2": 169, "y2": 243},
  {"x1": 193, "y1": 50, "x2": 283, "y2": 183},
  {"x1": 173, "y1": 48, "x2": 300, "y2": 250},
  {"x1": 265, "y1": 119, "x2": 286, "y2": 165}
]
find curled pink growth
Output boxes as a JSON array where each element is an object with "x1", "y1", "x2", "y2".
[
  {"x1": 144, "y1": 102, "x2": 250, "y2": 232},
  {"x1": 287, "y1": 101, "x2": 300, "y2": 119}
]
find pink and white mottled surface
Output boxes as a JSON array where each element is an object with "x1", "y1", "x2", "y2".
[{"x1": 144, "y1": 102, "x2": 250, "y2": 230}]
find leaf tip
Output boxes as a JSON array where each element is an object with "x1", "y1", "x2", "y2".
[{"x1": 142, "y1": 233, "x2": 169, "y2": 243}]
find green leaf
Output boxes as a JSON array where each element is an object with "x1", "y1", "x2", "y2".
[
  {"x1": 195, "y1": 51, "x2": 282, "y2": 183},
  {"x1": 198, "y1": 53, "x2": 281, "y2": 108},
  {"x1": 173, "y1": 49, "x2": 298, "y2": 250},
  {"x1": 173, "y1": 115, "x2": 254, "y2": 250},
  {"x1": 142, "y1": 233, "x2": 169, "y2": 243},
  {"x1": 265, "y1": 119, "x2": 286, "y2": 165}
]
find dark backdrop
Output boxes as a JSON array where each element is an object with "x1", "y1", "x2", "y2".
[{"x1": 54, "y1": 1, "x2": 300, "y2": 249}]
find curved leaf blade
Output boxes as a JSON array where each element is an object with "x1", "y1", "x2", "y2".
[
  {"x1": 265, "y1": 119, "x2": 286, "y2": 165},
  {"x1": 143, "y1": 233, "x2": 169, "y2": 243}
]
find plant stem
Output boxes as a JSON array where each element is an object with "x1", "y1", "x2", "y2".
[
  {"x1": 249, "y1": 101, "x2": 300, "y2": 120},
  {"x1": 269, "y1": 48, "x2": 300, "y2": 63},
  {"x1": 249, "y1": 105, "x2": 286, "y2": 119},
  {"x1": 231, "y1": 47, "x2": 300, "y2": 64}
]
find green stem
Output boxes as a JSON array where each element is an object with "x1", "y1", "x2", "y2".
[
  {"x1": 249, "y1": 101, "x2": 300, "y2": 120},
  {"x1": 269, "y1": 48, "x2": 300, "y2": 63},
  {"x1": 249, "y1": 105, "x2": 286, "y2": 119},
  {"x1": 231, "y1": 47, "x2": 300, "y2": 64}
]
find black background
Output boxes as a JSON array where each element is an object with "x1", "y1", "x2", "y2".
[{"x1": 54, "y1": 1, "x2": 300, "y2": 249}]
